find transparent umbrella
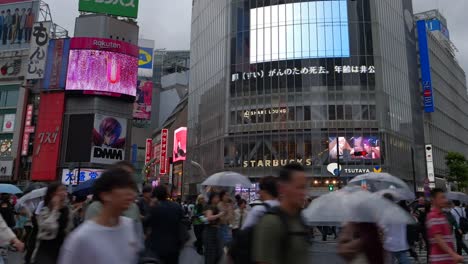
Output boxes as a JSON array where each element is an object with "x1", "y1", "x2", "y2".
[
  {"x1": 303, "y1": 187, "x2": 414, "y2": 226},
  {"x1": 201, "y1": 171, "x2": 252, "y2": 188},
  {"x1": 374, "y1": 188, "x2": 415, "y2": 201},
  {"x1": 347, "y1": 172, "x2": 414, "y2": 198},
  {"x1": 446, "y1": 192, "x2": 468, "y2": 203}
]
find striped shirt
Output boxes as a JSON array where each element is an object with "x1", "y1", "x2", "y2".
[{"x1": 426, "y1": 208, "x2": 455, "y2": 264}]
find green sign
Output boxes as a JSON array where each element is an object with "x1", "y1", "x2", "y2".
[{"x1": 79, "y1": 0, "x2": 139, "y2": 19}]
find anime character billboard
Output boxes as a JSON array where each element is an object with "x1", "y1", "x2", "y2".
[{"x1": 91, "y1": 114, "x2": 127, "y2": 164}]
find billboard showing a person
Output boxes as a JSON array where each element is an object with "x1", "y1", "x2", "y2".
[
  {"x1": 91, "y1": 114, "x2": 127, "y2": 165},
  {"x1": 0, "y1": 1, "x2": 39, "y2": 51},
  {"x1": 173, "y1": 127, "x2": 187, "y2": 162},
  {"x1": 133, "y1": 80, "x2": 153, "y2": 119}
]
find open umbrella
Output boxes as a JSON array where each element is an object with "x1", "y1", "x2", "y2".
[
  {"x1": 0, "y1": 184, "x2": 22, "y2": 194},
  {"x1": 15, "y1": 187, "x2": 47, "y2": 211},
  {"x1": 303, "y1": 187, "x2": 414, "y2": 226},
  {"x1": 374, "y1": 188, "x2": 415, "y2": 201},
  {"x1": 348, "y1": 172, "x2": 413, "y2": 195},
  {"x1": 72, "y1": 179, "x2": 97, "y2": 197},
  {"x1": 446, "y1": 192, "x2": 468, "y2": 203},
  {"x1": 201, "y1": 171, "x2": 252, "y2": 188}
]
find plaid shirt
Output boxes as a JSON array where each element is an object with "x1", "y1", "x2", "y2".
[{"x1": 426, "y1": 207, "x2": 456, "y2": 264}]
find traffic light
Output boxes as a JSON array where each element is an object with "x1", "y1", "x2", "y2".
[
  {"x1": 354, "y1": 151, "x2": 368, "y2": 157},
  {"x1": 328, "y1": 184, "x2": 334, "y2": 192}
]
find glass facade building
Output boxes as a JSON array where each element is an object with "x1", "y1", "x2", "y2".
[{"x1": 188, "y1": 0, "x2": 425, "y2": 187}]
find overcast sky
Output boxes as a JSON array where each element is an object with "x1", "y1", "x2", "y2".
[{"x1": 46, "y1": 0, "x2": 467, "y2": 74}]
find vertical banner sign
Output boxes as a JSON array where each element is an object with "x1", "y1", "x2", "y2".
[
  {"x1": 43, "y1": 38, "x2": 71, "y2": 89},
  {"x1": 133, "y1": 80, "x2": 153, "y2": 119},
  {"x1": 425, "y1": 144, "x2": 435, "y2": 187},
  {"x1": 159, "y1": 129, "x2": 168, "y2": 175},
  {"x1": 173, "y1": 127, "x2": 187, "y2": 162},
  {"x1": 26, "y1": 21, "x2": 51, "y2": 79},
  {"x1": 145, "y1": 138, "x2": 152, "y2": 164},
  {"x1": 2, "y1": 114, "x2": 15, "y2": 133},
  {"x1": 417, "y1": 20, "x2": 435, "y2": 113},
  {"x1": 21, "y1": 104, "x2": 34, "y2": 156},
  {"x1": 31, "y1": 93, "x2": 65, "y2": 181}
]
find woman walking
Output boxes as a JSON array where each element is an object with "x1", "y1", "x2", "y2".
[
  {"x1": 193, "y1": 194, "x2": 206, "y2": 255},
  {"x1": 32, "y1": 183, "x2": 74, "y2": 264},
  {"x1": 203, "y1": 192, "x2": 224, "y2": 264}
]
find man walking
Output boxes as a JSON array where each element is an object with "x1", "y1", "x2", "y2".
[
  {"x1": 427, "y1": 188, "x2": 464, "y2": 264},
  {"x1": 242, "y1": 176, "x2": 279, "y2": 229},
  {"x1": 253, "y1": 163, "x2": 309, "y2": 264},
  {"x1": 450, "y1": 200, "x2": 468, "y2": 255},
  {"x1": 137, "y1": 186, "x2": 152, "y2": 219},
  {"x1": 58, "y1": 168, "x2": 140, "y2": 264}
]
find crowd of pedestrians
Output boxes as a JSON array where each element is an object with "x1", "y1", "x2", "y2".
[{"x1": 0, "y1": 162, "x2": 465, "y2": 263}]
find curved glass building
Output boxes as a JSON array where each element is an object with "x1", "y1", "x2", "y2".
[{"x1": 188, "y1": 0, "x2": 425, "y2": 187}]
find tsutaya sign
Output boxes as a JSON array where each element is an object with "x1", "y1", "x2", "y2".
[
  {"x1": 243, "y1": 159, "x2": 313, "y2": 168},
  {"x1": 232, "y1": 65, "x2": 376, "y2": 82}
]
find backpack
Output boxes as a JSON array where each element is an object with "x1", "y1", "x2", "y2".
[
  {"x1": 454, "y1": 208, "x2": 468, "y2": 234},
  {"x1": 228, "y1": 204, "x2": 309, "y2": 264}
]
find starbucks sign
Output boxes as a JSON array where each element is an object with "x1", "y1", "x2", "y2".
[{"x1": 79, "y1": 0, "x2": 139, "y2": 18}]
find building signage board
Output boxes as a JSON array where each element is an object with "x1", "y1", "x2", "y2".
[
  {"x1": 425, "y1": 144, "x2": 435, "y2": 183},
  {"x1": 91, "y1": 114, "x2": 127, "y2": 165},
  {"x1": 417, "y1": 20, "x2": 435, "y2": 113},
  {"x1": 61, "y1": 168, "x2": 104, "y2": 185},
  {"x1": 2, "y1": 114, "x2": 15, "y2": 132},
  {"x1": 43, "y1": 38, "x2": 71, "y2": 89},
  {"x1": 30, "y1": 92, "x2": 65, "y2": 181},
  {"x1": 133, "y1": 80, "x2": 153, "y2": 119},
  {"x1": 0, "y1": 160, "x2": 13, "y2": 177},
  {"x1": 153, "y1": 143, "x2": 160, "y2": 164},
  {"x1": 21, "y1": 104, "x2": 33, "y2": 156},
  {"x1": 159, "y1": 129, "x2": 168, "y2": 175},
  {"x1": 78, "y1": 0, "x2": 139, "y2": 19},
  {"x1": 145, "y1": 138, "x2": 152, "y2": 165},
  {"x1": 26, "y1": 21, "x2": 51, "y2": 79},
  {"x1": 137, "y1": 39, "x2": 154, "y2": 77},
  {"x1": 0, "y1": 57, "x2": 24, "y2": 80},
  {"x1": 0, "y1": 1, "x2": 40, "y2": 51},
  {"x1": 173, "y1": 127, "x2": 187, "y2": 162}
]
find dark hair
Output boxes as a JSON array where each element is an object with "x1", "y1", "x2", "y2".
[
  {"x1": 430, "y1": 188, "x2": 445, "y2": 199},
  {"x1": 152, "y1": 186, "x2": 168, "y2": 201},
  {"x1": 142, "y1": 186, "x2": 152, "y2": 194},
  {"x1": 99, "y1": 117, "x2": 122, "y2": 145},
  {"x1": 279, "y1": 162, "x2": 304, "y2": 182},
  {"x1": 354, "y1": 223, "x2": 385, "y2": 264},
  {"x1": 44, "y1": 182, "x2": 64, "y2": 208},
  {"x1": 208, "y1": 192, "x2": 219, "y2": 205},
  {"x1": 92, "y1": 168, "x2": 136, "y2": 203},
  {"x1": 238, "y1": 199, "x2": 247, "y2": 207},
  {"x1": 259, "y1": 176, "x2": 278, "y2": 198},
  {"x1": 219, "y1": 190, "x2": 227, "y2": 200},
  {"x1": 235, "y1": 194, "x2": 241, "y2": 201},
  {"x1": 114, "y1": 160, "x2": 136, "y2": 173},
  {"x1": 382, "y1": 193, "x2": 394, "y2": 202}
]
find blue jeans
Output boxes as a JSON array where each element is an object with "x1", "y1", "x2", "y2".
[{"x1": 392, "y1": 250, "x2": 410, "y2": 264}]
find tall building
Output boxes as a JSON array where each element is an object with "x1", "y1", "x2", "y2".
[
  {"x1": 187, "y1": 0, "x2": 426, "y2": 190},
  {"x1": 415, "y1": 10, "x2": 468, "y2": 188}
]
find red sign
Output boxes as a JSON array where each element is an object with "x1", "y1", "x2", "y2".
[
  {"x1": 30, "y1": 93, "x2": 65, "y2": 181},
  {"x1": 21, "y1": 104, "x2": 34, "y2": 156},
  {"x1": 70, "y1": 37, "x2": 139, "y2": 57},
  {"x1": 173, "y1": 127, "x2": 187, "y2": 162},
  {"x1": 145, "y1": 138, "x2": 152, "y2": 165},
  {"x1": 160, "y1": 129, "x2": 168, "y2": 175}
]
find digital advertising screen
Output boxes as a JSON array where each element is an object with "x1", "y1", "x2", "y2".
[
  {"x1": 133, "y1": 80, "x2": 153, "y2": 119},
  {"x1": 329, "y1": 136, "x2": 381, "y2": 161},
  {"x1": 173, "y1": 127, "x2": 187, "y2": 162},
  {"x1": 66, "y1": 37, "x2": 139, "y2": 98}
]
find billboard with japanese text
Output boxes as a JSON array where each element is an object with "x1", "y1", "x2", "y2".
[
  {"x1": 31, "y1": 92, "x2": 65, "y2": 181},
  {"x1": 61, "y1": 168, "x2": 104, "y2": 185},
  {"x1": 0, "y1": 0, "x2": 39, "y2": 51},
  {"x1": 91, "y1": 114, "x2": 127, "y2": 165},
  {"x1": 26, "y1": 21, "x2": 51, "y2": 79}
]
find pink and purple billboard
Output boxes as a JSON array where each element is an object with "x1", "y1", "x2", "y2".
[{"x1": 65, "y1": 37, "x2": 138, "y2": 97}]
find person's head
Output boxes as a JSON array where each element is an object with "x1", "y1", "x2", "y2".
[
  {"x1": 278, "y1": 163, "x2": 307, "y2": 210},
  {"x1": 235, "y1": 194, "x2": 241, "y2": 202},
  {"x1": 1, "y1": 11, "x2": 4, "y2": 15},
  {"x1": 114, "y1": 160, "x2": 136, "y2": 175},
  {"x1": 219, "y1": 190, "x2": 229, "y2": 203},
  {"x1": 454, "y1": 200, "x2": 461, "y2": 207},
  {"x1": 431, "y1": 188, "x2": 448, "y2": 209},
  {"x1": 44, "y1": 182, "x2": 67, "y2": 208},
  {"x1": 196, "y1": 194, "x2": 205, "y2": 205},
  {"x1": 338, "y1": 222, "x2": 384, "y2": 264},
  {"x1": 14, "y1": 8, "x2": 18, "y2": 13},
  {"x1": 92, "y1": 168, "x2": 137, "y2": 214},
  {"x1": 208, "y1": 192, "x2": 220, "y2": 206},
  {"x1": 238, "y1": 199, "x2": 247, "y2": 209},
  {"x1": 99, "y1": 117, "x2": 122, "y2": 146},
  {"x1": 142, "y1": 186, "x2": 152, "y2": 199},
  {"x1": 27, "y1": 8, "x2": 31, "y2": 14},
  {"x1": 6, "y1": 9, "x2": 10, "y2": 14},
  {"x1": 152, "y1": 185, "x2": 168, "y2": 201},
  {"x1": 258, "y1": 176, "x2": 278, "y2": 201},
  {"x1": 418, "y1": 196, "x2": 425, "y2": 205}
]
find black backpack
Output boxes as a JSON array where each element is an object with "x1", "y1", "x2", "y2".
[
  {"x1": 228, "y1": 205, "x2": 309, "y2": 264},
  {"x1": 454, "y1": 208, "x2": 468, "y2": 234}
]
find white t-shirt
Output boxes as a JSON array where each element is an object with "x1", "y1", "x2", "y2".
[
  {"x1": 451, "y1": 207, "x2": 466, "y2": 226},
  {"x1": 58, "y1": 216, "x2": 140, "y2": 264},
  {"x1": 383, "y1": 224, "x2": 409, "y2": 252},
  {"x1": 241, "y1": 199, "x2": 280, "y2": 230}
]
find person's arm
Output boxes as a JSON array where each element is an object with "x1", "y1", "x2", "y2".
[
  {"x1": 434, "y1": 234, "x2": 463, "y2": 262},
  {"x1": 0, "y1": 214, "x2": 23, "y2": 251},
  {"x1": 205, "y1": 209, "x2": 223, "y2": 221}
]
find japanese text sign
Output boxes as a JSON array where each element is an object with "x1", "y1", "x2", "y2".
[
  {"x1": 159, "y1": 129, "x2": 168, "y2": 175},
  {"x1": 26, "y1": 21, "x2": 51, "y2": 79}
]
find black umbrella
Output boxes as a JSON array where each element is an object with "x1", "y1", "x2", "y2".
[{"x1": 72, "y1": 179, "x2": 97, "y2": 197}]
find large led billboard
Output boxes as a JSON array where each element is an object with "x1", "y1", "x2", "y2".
[
  {"x1": 250, "y1": 0, "x2": 350, "y2": 63},
  {"x1": 329, "y1": 136, "x2": 381, "y2": 161},
  {"x1": 66, "y1": 37, "x2": 138, "y2": 97}
]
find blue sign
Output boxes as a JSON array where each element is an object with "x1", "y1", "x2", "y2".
[
  {"x1": 417, "y1": 20, "x2": 435, "y2": 113},
  {"x1": 43, "y1": 39, "x2": 71, "y2": 90},
  {"x1": 139, "y1": 47, "x2": 153, "y2": 69},
  {"x1": 425, "y1": 19, "x2": 450, "y2": 40}
]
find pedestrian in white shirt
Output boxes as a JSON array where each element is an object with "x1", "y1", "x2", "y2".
[
  {"x1": 382, "y1": 194, "x2": 410, "y2": 264},
  {"x1": 232, "y1": 199, "x2": 248, "y2": 238},
  {"x1": 58, "y1": 168, "x2": 140, "y2": 264},
  {"x1": 241, "y1": 176, "x2": 279, "y2": 229},
  {"x1": 450, "y1": 200, "x2": 468, "y2": 255}
]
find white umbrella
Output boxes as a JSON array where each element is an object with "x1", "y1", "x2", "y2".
[
  {"x1": 15, "y1": 187, "x2": 47, "y2": 211},
  {"x1": 374, "y1": 188, "x2": 416, "y2": 201},
  {"x1": 303, "y1": 188, "x2": 414, "y2": 226},
  {"x1": 201, "y1": 171, "x2": 252, "y2": 188},
  {"x1": 446, "y1": 192, "x2": 468, "y2": 203},
  {"x1": 348, "y1": 172, "x2": 412, "y2": 193}
]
